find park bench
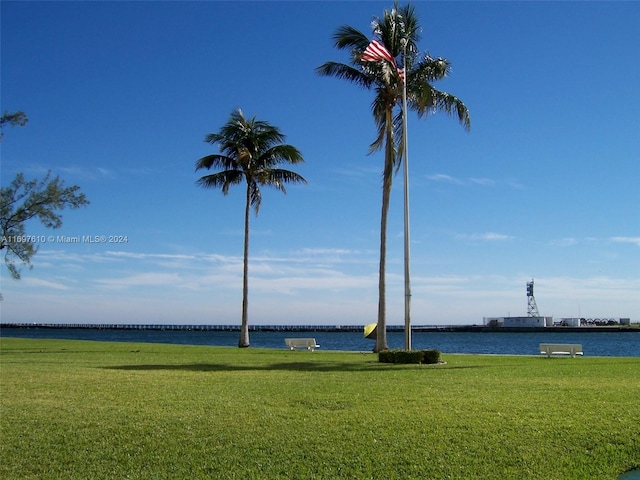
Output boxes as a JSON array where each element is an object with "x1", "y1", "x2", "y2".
[
  {"x1": 539, "y1": 343, "x2": 583, "y2": 358},
  {"x1": 285, "y1": 338, "x2": 320, "y2": 351}
]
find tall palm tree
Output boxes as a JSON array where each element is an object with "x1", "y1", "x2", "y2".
[
  {"x1": 317, "y1": 2, "x2": 470, "y2": 352},
  {"x1": 195, "y1": 109, "x2": 307, "y2": 347}
]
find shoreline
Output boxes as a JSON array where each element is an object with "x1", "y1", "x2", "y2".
[{"x1": 1, "y1": 322, "x2": 637, "y2": 333}]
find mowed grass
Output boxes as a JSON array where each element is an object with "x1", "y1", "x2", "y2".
[{"x1": 1, "y1": 338, "x2": 639, "y2": 479}]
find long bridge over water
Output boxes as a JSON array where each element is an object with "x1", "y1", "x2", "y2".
[
  {"x1": 2, "y1": 322, "x2": 635, "y2": 333},
  {"x1": 0, "y1": 322, "x2": 403, "y2": 332}
]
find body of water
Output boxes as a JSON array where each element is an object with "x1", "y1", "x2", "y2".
[{"x1": 1, "y1": 327, "x2": 639, "y2": 357}]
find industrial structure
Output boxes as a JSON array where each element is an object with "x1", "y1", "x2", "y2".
[
  {"x1": 483, "y1": 279, "x2": 630, "y2": 328},
  {"x1": 526, "y1": 279, "x2": 540, "y2": 317},
  {"x1": 484, "y1": 279, "x2": 552, "y2": 327}
]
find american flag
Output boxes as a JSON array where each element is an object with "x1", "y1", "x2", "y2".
[
  {"x1": 361, "y1": 39, "x2": 405, "y2": 83},
  {"x1": 361, "y1": 39, "x2": 396, "y2": 65}
]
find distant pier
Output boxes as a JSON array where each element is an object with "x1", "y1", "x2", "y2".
[
  {"x1": 0, "y1": 322, "x2": 394, "y2": 333},
  {"x1": 1, "y1": 322, "x2": 636, "y2": 333}
]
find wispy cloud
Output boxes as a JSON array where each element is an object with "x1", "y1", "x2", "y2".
[
  {"x1": 37, "y1": 250, "x2": 123, "y2": 264},
  {"x1": 455, "y1": 232, "x2": 515, "y2": 242},
  {"x1": 610, "y1": 237, "x2": 640, "y2": 247},
  {"x1": 333, "y1": 165, "x2": 379, "y2": 179},
  {"x1": 13, "y1": 165, "x2": 115, "y2": 181},
  {"x1": 548, "y1": 237, "x2": 640, "y2": 248},
  {"x1": 427, "y1": 173, "x2": 465, "y2": 185},
  {"x1": 298, "y1": 248, "x2": 354, "y2": 256},
  {"x1": 427, "y1": 173, "x2": 523, "y2": 189},
  {"x1": 103, "y1": 251, "x2": 237, "y2": 263},
  {"x1": 549, "y1": 237, "x2": 578, "y2": 247},
  {"x1": 468, "y1": 177, "x2": 496, "y2": 186},
  {"x1": 94, "y1": 272, "x2": 183, "y2": 289},
  {"x1": 5, "y1": 253, "x2": 638, "y2": 325},
  {"x1": 22, "y1": 277, "x2": 71, "y2": 290},
  {"x1": 292, "y1": 248, "x2": 376, "y2": 264},
  {"x1": 57, "y1": 166, "x2": 116, "y2": 180}
]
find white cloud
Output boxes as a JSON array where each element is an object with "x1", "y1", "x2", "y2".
[
  {"x1": 94, "y1": 272, "x2": 184, "y2": 289},
  {"x1": 4, "y1": 241, "x2": 638, "y2": 325},
  {"x1": 427, "y1": 173, "x2": 465, "y2": 185},
  {"x1": 298, "y1": 248, "x2": 354, "y2": 256},
  {"x1": 468, "y1": 177, "x2": 496, "y2": 186},
  {"x1": 610, "y1": 237, "x2": 640, "y2": 247},
  {"x1": 57, "y1": 166, "x2": 115, "y2": 180},
  {"x1": 549, "y1": 237, "x2": 578, "y2": 247},
  {"x1": 4, "y1": 268, "x2": 638, "y2": 325},
  {"x1": 251, "y1": 271, "x2": 377, "y2": 295},
  {"x1": 455, "y1": 232, "x2": 515, "y2": 242},
  {"x1": 427, "y1": 173, "x2": 523, "y2": 189},
  {"x1": 22, "y1": 277, "x2": 71, "y2": 290},
  {"x1": 547, "y1": 236, "x2": 640, "y2": 248},
  {"x1": 333, "y1": 165, "x2": 379, "y2": 179}
]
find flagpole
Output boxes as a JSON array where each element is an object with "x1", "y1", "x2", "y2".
[{"x1": 401, "y1": 38, "x2": 411, "y2": 351}]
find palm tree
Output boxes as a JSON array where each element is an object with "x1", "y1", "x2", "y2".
[
  {"x1": 195, "y1": 109, "x2": 307, "y2": 347},
  {"x1": 317, "y1": 2, "x2": 470, "y2": 352}
]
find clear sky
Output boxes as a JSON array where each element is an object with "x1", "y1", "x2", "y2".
[{"x1": 1, "y1": 1, "x2": 638, "y2": 326}]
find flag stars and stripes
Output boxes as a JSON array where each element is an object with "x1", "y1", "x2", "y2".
[
  {"x1": 361, "y1": 39, "x2": 396, "y2": 64},
  {"x1": 361, "y1": 39, "x2": 405, "y2": 82}
]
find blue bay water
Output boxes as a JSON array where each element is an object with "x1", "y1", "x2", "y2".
[{"x1": 1, "y1": 327, "x2": 639, "y2": 357}]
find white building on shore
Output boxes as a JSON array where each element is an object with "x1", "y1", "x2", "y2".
[{"x1": 483, "y1": 316, "x2": 554, "y2": 328}]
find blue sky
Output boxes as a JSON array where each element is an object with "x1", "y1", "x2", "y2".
[{"x1": 1, "y1": 1, "x2": 638, "y2": 326}]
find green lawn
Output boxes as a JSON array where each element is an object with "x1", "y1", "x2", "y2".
[{"x1": 1, "y1": 337, "x2": 638, "y2": 479}]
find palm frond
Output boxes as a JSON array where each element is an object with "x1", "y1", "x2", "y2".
[
  {"x1": 196, "y1": 170, "x2": 244, "y2": 195},
  {"x1": 316, "y1": 62, "x2": 374, "y2": 89},
  {"x1": 410, "y1": 85, "x2": 471, "y2": 131},
  {"x1": 208, "y1": 109, "x2": 287, "y2": 159},
  {"x1": 196, "y1": 108, "x2": 306, "y2": 215},
  {"x1": 393, "y1": 109, "x2": 405, "y2": 170},
  {"x1": 368, "y1": 85, "x2": 400, "y2": 154},
  {"x1": 261, "y1": 169, "x2": 308, "y2": 192},
  {"x1": 204, "y1": 132, "x2": 224, "y2": 145},
  {"x1": 412, "y1": 55, "x2": 450, "y2": 83},
  {"x1": 398, "y1": 3, "x2": 421, "y2": 44},
  {"x1": 374, "y1": 2, "x2": 420, "y2": 58},
  {"x1": 333, "y1": 25, "x2": 369, "y2": 52},
  {"x1": 369, "y1": 91, "x2": 388, "y2": 154},
  {"x1": 195, "y1": 154, "x2": 237, "y2": 172},
  {"x1": 259, "y1": 145, "x2": 304, "y2": 168}
]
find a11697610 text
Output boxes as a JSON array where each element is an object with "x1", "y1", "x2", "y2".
[{"x1": 2, "y1": 235, "x2": 129, "y2": 245}]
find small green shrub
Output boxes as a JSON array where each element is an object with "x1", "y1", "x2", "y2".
[
  {"x1": 422, "y1": 349, "x2": 441, "y2": 364},
  {"x1": 377, "y1": 349, "x2": 394, "y2": 363},
  {"x1": 378, "y1": 349, "x2": 441, "y2": 364}
]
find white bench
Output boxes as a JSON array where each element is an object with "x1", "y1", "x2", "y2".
[
  {"x1": 285, "y1": 338, "x2": 319, "y2": 351},
  {"x1": 540, "y1": 343, "x2": 583, "y2": 358}
]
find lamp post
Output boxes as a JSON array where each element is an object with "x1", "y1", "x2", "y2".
[{"x1": 401, "y1": 38, "x2": 412, "y2": 351}]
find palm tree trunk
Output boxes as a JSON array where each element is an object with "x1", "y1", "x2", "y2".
[
  {"x1": 238, "y1": 183, "x2": 251, "y2": 348},
  {"x1": 375, "y1": 107, "x2": 395, "y2": 353}
]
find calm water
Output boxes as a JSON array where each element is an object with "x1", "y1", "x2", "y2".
[{"x1": 1, "y1": 327, "x2": 639, "y2": 357}]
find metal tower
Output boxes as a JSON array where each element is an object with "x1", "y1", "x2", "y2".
[{"x1": 526, "y1": 279, "x2": 540, "y2": 317}]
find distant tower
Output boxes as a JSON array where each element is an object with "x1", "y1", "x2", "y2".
[{"x1": 527, "y1": 279, "x2": 540, "y2": 317}]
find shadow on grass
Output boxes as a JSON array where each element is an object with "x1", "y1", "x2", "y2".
[
  {"x1": 102, "y1": 362, "x2": 496, "y2": 373},
  {"x1": 103, "y1": 361, "x2": 396, "y2": 372}
]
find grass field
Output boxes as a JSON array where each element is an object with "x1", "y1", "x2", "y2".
[{"x1": 1, "y1": 337, "x2": 639, "y2": 479}]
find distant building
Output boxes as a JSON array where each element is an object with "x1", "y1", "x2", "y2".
[
  {"x1": 558, "y1": 318, "x2": 581, "y2": 327},
  {"x1": 483, "y1": 316, "x2": 554, "y2": 328}
]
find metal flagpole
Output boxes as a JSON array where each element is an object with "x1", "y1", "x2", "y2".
[{"x1": 401, "y1": 38, "x2": 412, "y2": 351}]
